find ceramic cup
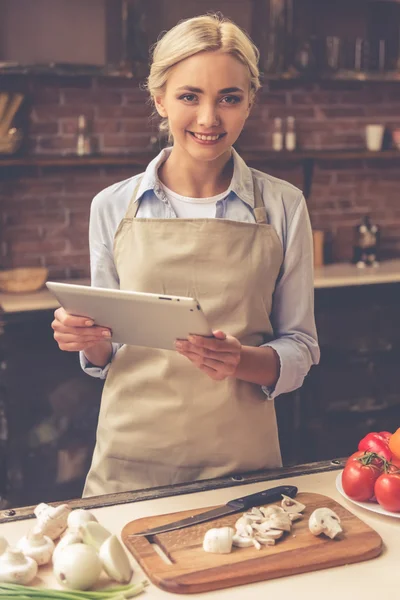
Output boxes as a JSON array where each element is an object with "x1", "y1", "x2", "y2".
[{"x1": 365, "y1": 124, "x2": 384, "y2": 152}]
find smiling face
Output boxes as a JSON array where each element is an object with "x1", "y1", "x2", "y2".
[{"x1": 154, "y1": 50, "x2": 252, "y2": 162}]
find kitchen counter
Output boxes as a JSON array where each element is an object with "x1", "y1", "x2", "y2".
[
  {"x1": 314, "y1": 258, "x2": 400, "y2": 288},
  {"x1": 0, "y1": 260, "x2": 400, "y2": 314},
  {"x1": 0, "y1": 460, "x2": 398, "y2": 599}
]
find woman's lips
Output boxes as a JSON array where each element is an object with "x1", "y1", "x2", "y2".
[{"x1": 188, "y1": 131, "x2": 226, "y2": 145}]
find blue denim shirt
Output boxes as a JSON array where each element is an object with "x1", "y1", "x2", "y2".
[{"x1": 80, "y1": 147, "x2": 320, "y2": 398}]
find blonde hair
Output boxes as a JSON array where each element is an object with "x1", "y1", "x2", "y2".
[{"x1": 145, "y1": 14, "x2": 261, "y2": 139}]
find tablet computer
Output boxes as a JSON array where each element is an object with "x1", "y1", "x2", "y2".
[{"x1": 46, "y1": 281, "x2": 213, "y2": 351}]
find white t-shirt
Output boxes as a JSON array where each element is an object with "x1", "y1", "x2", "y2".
[{"x1": 159, "y1": 182, "x2": 229, "y2": 218}]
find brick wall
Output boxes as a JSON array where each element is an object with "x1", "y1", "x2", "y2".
[{"x1": 1, "y1": 75, "x2": 400, "y2": 277}]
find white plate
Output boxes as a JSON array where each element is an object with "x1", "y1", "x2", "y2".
[{"x1": 336, "y1": 471, "x2": 400, "y2": 519}]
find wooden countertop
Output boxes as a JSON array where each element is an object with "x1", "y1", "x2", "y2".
[
  {"x1": 0, "y1": 260, "x2": 399, "y2": 314},
  {"x1": 0, "y1": 462, "x2": 398, "y2": 599}
]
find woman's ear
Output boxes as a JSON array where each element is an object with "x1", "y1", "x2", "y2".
[{"x1": 154, "y1": 96, "x2": 168, "y2": 118}]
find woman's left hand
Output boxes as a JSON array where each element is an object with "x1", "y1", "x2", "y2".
[{"x1": 175, "y1": 330, "x2": 242, "y2": 381}]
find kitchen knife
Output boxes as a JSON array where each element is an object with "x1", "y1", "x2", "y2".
[{"x1": 131, "y1": 484, "x2": 298, "y2": 536}]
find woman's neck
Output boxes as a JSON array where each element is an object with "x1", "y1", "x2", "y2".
[{"x1": 158, "y1": 145, "x2": 233, "y2": 198}]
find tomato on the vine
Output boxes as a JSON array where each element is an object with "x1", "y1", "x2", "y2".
[
  {"x1": 342, "y1": 453, "x2": 382, "y2": 502},
  {"x1": 374, "y1": 472, "x2": 400, "y2": 512}
]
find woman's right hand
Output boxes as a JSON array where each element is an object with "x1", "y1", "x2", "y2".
[{"x1": 52, "y1": 307, "x2": 111, "y2": 352}]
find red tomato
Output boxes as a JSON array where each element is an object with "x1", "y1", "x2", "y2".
[
  {"x1": 347, "y1": 450, "x2": 385, "y2": 469},
  {"x1": 378, "y1": 431, "x2": 392, "y2": 441},
  {"x1": 342, "y1": 458, "x2": 382, "y2": 502},
  {"x1": 374, "y1": 472, "x2": 400, "y2": 512}
]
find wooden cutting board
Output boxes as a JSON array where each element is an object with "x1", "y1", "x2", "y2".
[{"x1": 122, "y1": 492, "x2": 382, "y2": 594}]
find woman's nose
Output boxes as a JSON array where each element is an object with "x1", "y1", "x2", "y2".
[{"x1": 197, "y1": 104, "x2": 220, "y2": 128}]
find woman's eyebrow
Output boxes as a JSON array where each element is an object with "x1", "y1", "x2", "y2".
[{"x1": 176, "y1": 86, "x2": 245, "y2": 94}]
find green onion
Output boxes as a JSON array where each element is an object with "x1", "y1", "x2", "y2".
[{"x1": 0, "y1": 580, "x2": 148, "y2": 599}]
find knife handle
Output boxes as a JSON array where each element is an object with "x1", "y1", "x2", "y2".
[{"x1": 227, "y1": 485, "x2": 298, "y2": 511}]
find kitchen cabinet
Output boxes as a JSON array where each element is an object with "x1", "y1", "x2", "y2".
[
  {"x1": 0, "y1": 308, "x2": 103, "y2": 508},
  {"x1": 299, "y1": 282, "x2": 400, "y2": 463}
]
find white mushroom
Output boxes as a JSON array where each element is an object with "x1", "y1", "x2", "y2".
[
  {"x1": 232, "y1": 534, "x2": 254, "y2": 548},
  {"x1": 67, "y1": 509, "x2": 98, "y2": 530},
  {"x1": 245, "y1": 507, "x2": 264, "y2": 521},
  {"x1": 34, "y1": 503, "x2": 50, "y2": 519},
  {"x1": 254, "y1": 536, "x2": 276, "y2": 546},
  {"x1": 309, "y1": 508, "x2": 343, "y2": 540},
  {"x1": 36, "y1": 504, "x2": 71, "y2": 540},
  {"x1": 53, "y1": 543, "x2": 102, "y2": 590},
  {"x1": 252, "y1": 525, "x2": 284, "y2": 539},
  {"x1": 281, "y1": 495, "x2": 306, "y2": 514},
  {"x1": 260, "y1": 505, "x2": 285, "y2": 518},
  {"x1": 234, "y1": 516, "x2": 253, "y2": 537},
  {"x1": 261, "y1": 512, "x2": 292, "y2": 533},
  {"x1": 17, "y1": 526, "x2": 54, "y2": 565},
  {"x1": 99, "y1": 535, "x2": 133, "y2": 584},
  {"x1": 289, "y1": 512, "x2": 303, "y2": 522},
  {"x1": 0, "y1": 548, "x2": 38, "y2": 584},
  {"x1": 203, "y1": 527, "x2": 235, "y2": 554}
]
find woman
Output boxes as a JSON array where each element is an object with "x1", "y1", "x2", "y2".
[{"x1": 52, "y1": 14, "x2": 320, "y2": 497}]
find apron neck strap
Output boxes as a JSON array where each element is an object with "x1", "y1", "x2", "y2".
[
  {"x1": 252, "y1": 176, "x2": 268, "y2": 224},
  {"x1": 125, "y1": 177, "x2": 144, "y2": 219}
]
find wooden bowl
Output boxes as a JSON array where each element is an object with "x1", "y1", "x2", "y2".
[{"x1": 0, "y1": 267, "x2": 49, "y2": 293}]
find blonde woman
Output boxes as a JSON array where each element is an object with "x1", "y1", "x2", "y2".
[{"x1": 52, "y1": 14, "x2": 320, "y2": 496}]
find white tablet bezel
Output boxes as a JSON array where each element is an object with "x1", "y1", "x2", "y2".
[{"x1": 46, "y1": 281, "x2": 213, "y2": 350}]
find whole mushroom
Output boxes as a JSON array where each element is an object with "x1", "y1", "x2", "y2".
[
  {"x1": 17, "y1": 526, "x2": 54, "y2": 566},
  {"x1": 0, "y1": 548, "x2": 38, "y2": 584},
  {"x1": 309, "y1": 508, "x2": 343, "y2": 539}
]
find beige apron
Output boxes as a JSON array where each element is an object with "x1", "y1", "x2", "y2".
[{"x1": 83, "y1": 172, "x2": 284, "y2": 496}]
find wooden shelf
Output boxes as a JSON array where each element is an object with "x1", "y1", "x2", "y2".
[
  {"x1": 1, "y1": 150, "x2": 400, "y2": 169},
  {"x1": 1, "y1": 64, "x2": 400, "y2": 83}
]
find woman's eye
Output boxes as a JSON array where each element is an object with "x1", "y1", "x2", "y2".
[
  {"x1": 221, "y1": 96, "x2": 241, "y2": 105},
  {"x1": 179, "y1": 94, "x2": 197, "y2": 102}
]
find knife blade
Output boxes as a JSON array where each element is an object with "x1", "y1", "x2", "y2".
[{"x1": 131, "y1": 484, "x2": 298, "y2": 537}]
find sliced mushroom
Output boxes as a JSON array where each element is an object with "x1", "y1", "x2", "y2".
[
  {"x1": 252, "y1": 526, "x2": 284, "y2": 539},
  {"x1": 281, "y1": 495, "x2": 306, "y2": 514},
  {"x1": 260, "y1": 505, "x2": 285, "y2": 518},
  {"x1": 254, "y1": 536, "x2": 276, "y2": 546},
  {"x1": 309, "y1": 508, "x2": 343, "y2": 540},
  {"x1": 234, "y1": 516, "x2": 253, "y2": 536},
  {"x1": 260, "y1": 512, "x2": 291, "y2": 533},
  {"x1": 289, "y1": 513, "x2": 303, "y2": 522},
  {"x1": 232, "y1": 534, "x2": 254, "y2": 548}
]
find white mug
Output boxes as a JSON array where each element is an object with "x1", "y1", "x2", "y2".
[{"x1": 365, "y1": 124, "x2": 384, "y2": 151}]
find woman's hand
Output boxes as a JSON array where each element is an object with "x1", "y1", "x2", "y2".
[
  {"x1": 175, "y1": 330, "x2": 241, "y2": 381},
  {"x1": 52, "y1": 307, "x2": 111, "y2": 352}
]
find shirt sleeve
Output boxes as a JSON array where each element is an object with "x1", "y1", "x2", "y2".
[
  {"x1": 79, "y1": 194, "x2": 122, "y2": 379},
  {"x1": 262, "y1": 193, "x2": 320, "y2": 398}
]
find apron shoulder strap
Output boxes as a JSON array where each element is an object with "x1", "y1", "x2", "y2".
[
  {"x1": 125, "y1": 176, "x2": 144, "y2": 219},
  {"x1": 252, "y1": 175, "x2": 268, "y2": 224}
]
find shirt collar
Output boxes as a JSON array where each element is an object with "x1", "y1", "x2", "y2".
[{"x1": 135, "y1": 146, "x2": 255, "y2": 208}]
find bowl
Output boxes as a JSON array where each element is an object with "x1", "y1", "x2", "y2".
[{"x1": 0, "y1": 267, "x2": 49, "y2": 293}]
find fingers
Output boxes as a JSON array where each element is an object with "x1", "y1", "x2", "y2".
[
  {"x1": 176, "y1": 334, "x2": 241, "y2": 381},
  {"x1": 182, "y1": 350, "x2": 238, "y2": 377},
  {"x1": 54, "y1": 307, "x2": 94, "y2": 328},
  {"x1": 52, "y1": 307, "x2": 111, "y2": 352}
]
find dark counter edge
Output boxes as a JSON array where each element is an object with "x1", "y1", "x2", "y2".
[{"x1": 0, "y1": 458, "x2": 345, "y2": 523}]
